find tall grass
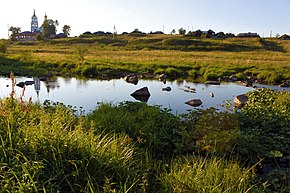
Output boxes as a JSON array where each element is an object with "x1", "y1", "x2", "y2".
[
  {"x1": 0, "y1": 73, "x2": 288, "y2": 192},
  {"x1": 159, "y1": 156, "x2": 262, "y2": 193}
]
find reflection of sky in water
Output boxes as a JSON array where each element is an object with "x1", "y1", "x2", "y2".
[{"x1": 0, "y1": 77, "x2": 288, "y2": 115}]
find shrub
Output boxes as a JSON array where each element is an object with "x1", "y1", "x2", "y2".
[
  {"x1": 86, "y1": 102, "x2": 180, "y2": 157},
  {"x1": 0, "y1": 39, "x2": 9, "y2": 53},
  {"x1": 178, "y1": 109, "x2": 239, "y2": 154}
]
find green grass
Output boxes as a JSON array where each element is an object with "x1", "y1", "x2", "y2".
[
  {"x1": 1, "y1": 35, "x2": 290, "y2": 83},
  {"x1": 0, "y1": 39, "x2": 290, "y2": 191},
  {"x1": 159, "y1": 156, "x2": 262, "y2": 193}
]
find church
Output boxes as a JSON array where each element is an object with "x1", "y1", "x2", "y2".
[{"x1": 14, "y1": 10, "x2": 47, "y2": 41}]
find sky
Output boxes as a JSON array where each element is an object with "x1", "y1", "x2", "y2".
[{"x1": 1, "y1": 0, "x2": 290, "y2": 39}]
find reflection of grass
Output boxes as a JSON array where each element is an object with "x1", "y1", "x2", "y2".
[{"x1": 2, "y1": 36, "x2": 290, "y2": 83}]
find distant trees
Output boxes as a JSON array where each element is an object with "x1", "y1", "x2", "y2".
[
  {"x1": 171, "y1": 29, "x2": 176, "y2": 35},
  {"x1": 62, "y1": 25, "x2": 71, "y2": 36},
  {"x1": 42, "y1": 19, "x2": 59, "y2": 39},
  {"x1": 279, "y1": 34, "x2": 290, "y2": 40},
  {"x1": 178, "y1": 28, "x2": 186, "y2": 35},
  {"x1": 216, "y1": 32, "x2": 226, "y2": 39},
  {"x1": 9, "y1": 26, "x2": 21, "y2": 40}
]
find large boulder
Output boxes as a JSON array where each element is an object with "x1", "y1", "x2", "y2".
[
  {"x1": 234, "y1": 94, "x2": 248, "y2": 106},
  {"x1": 185, "y1": 99, "x2": 202, "y2": 107},
  {"x1": 124, "y1": 74, "x2": 138, "y2": 85},
  {"x1": 131, "y1": 87, "x2": 151, "y2": 102}
]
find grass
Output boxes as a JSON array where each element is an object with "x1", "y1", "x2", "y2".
[
  {"x1": 159, "y1": 156, "x2": 261, "y2": 193},
  {"x1": 0, "y1": 35, "x2": 290, "y2": 83},
  {"x1": 0, "y1": 35, "x2": 290, "y2": 191}
]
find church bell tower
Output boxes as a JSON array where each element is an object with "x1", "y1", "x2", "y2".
[{"x1": 31, "y1": 9, "x2": 39, "y2": 33}]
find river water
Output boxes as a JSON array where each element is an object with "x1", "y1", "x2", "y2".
[{"x1": 0, "y1": 76, "x2": 288, "y2": 115}]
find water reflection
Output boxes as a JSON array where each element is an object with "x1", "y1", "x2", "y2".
[{"x1": 0, "y1": 76, "x2": 288, "y2": 115}]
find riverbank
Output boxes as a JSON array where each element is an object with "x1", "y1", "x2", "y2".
[
  {"x1": 1, "y1": 35, "x2": 290, "y2": 85},
  {"x1": 0, "y1": 80, "x2": 289, "y2": 192}
]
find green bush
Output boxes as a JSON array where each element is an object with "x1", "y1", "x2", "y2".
[
  {"x1": 86, "y1": 102, "x2": 180, "y2": 157},
  {"x1": 0, "y1": 40, "x2": 9, "y2": 53},
  {"x1": 178, "y1": 109, "x2": 239, "y2": 154}
]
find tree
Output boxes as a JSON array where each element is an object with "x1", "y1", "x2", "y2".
[
  {"x1": 9, "y1": 26, "x2": 21, "y2": 35},
  {"x1": 9, "y1": 26, "x2": 21, "y2": 40},
  {"x1": 194, "y1": 29, "x2": 202, "y2": 38},
  {"x1": 63, "y1": 25, "x2": 71, "y2": 36},
  {"x1": 216, "y1": 32, "x2": 226, "y2": 39},
  {"x1": 178, "y1": 28, "x2": 186, "y2": 35},
  {"x1": 35, "y1": 33, "x2": 43, "y2": 41},
  {"x1": 42, "y1": 19, "x2": 59, "y2": 39},
  {"x1": 171, "y1": 29, "x2": 176, "y2": 35}
]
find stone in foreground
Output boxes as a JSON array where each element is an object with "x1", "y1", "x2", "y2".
[
  {"x1": 185, "y1": 99, "x2": 202, "y2": 107},
  {"x1": 234, "y1": 94, "x2": 248, "y2": 106}
]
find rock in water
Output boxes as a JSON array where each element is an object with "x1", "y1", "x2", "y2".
[
  {"x1": 162, "y1": 87, "x2": 171, "y2": 92},
  {"x1": 131, "y1": 87, "x2": 151, "y2": 102},
  {"x1": 185, "y1": 99, "x2": 202, "y2": 107},
  {"x1": 234, "y1": 94, "x2": 248, "y2": 106},
  {"x1": 124, "y1": 74, "x2": 138, "y2": 85}
]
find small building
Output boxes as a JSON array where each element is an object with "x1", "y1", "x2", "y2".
[
  {"x1": 14, "y1": 31, "x2": 40, "y2": 41},
  {"x1": 53, "y1": 33, "x2": 68, "y2": 39},
  {"x1": 237, "y1": 32, "x2": 259, "y2": 38}
]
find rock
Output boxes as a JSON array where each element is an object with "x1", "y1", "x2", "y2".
[
  {"x1": 131, "y1": 87, "x2": 151, "y2": 97},
  {"x1": 162, "y1": 87, "x2": 171, "y2": 92},
  {"x1": 131, "y1": 87, "x2": 151, "y2": 102},
  {"x1": 230, "y1": 75, "x2": 238, "y2": 81},
  {"x1": 157, "y1": 74, "x2": 167, "y2": 81},
  {"x1": 234, "y1": 94, "x2": 248, "y2": 106},
  {"x1": 124, "y1": 74, "x2": 138, "y2": 85},
  {"x1": 25, "y1": 80, "x2": 34, "y2": 85},
  {"x1": 185, "y1": 99, "x2": 202, "y2": 107},
  {"x1": 205, "y1": 81, "x2": 220, "y2": 85},
  {"x1": 279, "y1": 82, "x2": 289, "y2": 87},
  {"x1": 16, "y1": 82, "x2": 25, "y2": 88},
  {"x1": 39, "y1": 77, "x2": 48, "y2": 81},
  {"x1": 209, "y1": 92, "x2": 214, "y2": 97}
]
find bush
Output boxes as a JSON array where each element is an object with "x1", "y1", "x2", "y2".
[
  {"x1": 178, "y1": 109, "x2": 239, "y2": 154},
  {"x1": 0, "y1": 39, "x2": 9, "y2": 53},
  {"x1": 86, "y1": 102, "x2": 180, "y2": 157}
]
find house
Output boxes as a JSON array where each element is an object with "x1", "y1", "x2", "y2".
[
  {"x1": 14, "y1": 31, "x2": 40, "y2": 41},
  {"x1": 53, "y1": 33, "x2": 68, "y2": 39},
  {"x1": 237, "y1": 32, "x2": 259, "y2": 38}
]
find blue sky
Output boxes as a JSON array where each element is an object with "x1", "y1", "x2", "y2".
[{"x1": 1, "y1": 0, "x2": 289, "y2": 38}]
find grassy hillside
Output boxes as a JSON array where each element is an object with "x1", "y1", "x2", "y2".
[{"x1": 1, "y1": 35, "x2": 290, "y2": 83}]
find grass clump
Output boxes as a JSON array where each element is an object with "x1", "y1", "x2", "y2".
[
  {"x1": 159, "y1": 156, "x2": 261, "y2": 193},
  {"x1": 86, "y1": 102, "x2": 180, "y2": 157}
]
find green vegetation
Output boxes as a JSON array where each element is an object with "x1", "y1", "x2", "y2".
[
  {"x1": 0, "y1": 35, "x2": 289, "y2": 83},
  {"x1": 0, "y1": 74, "x2": 289, "y2": 192}
]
